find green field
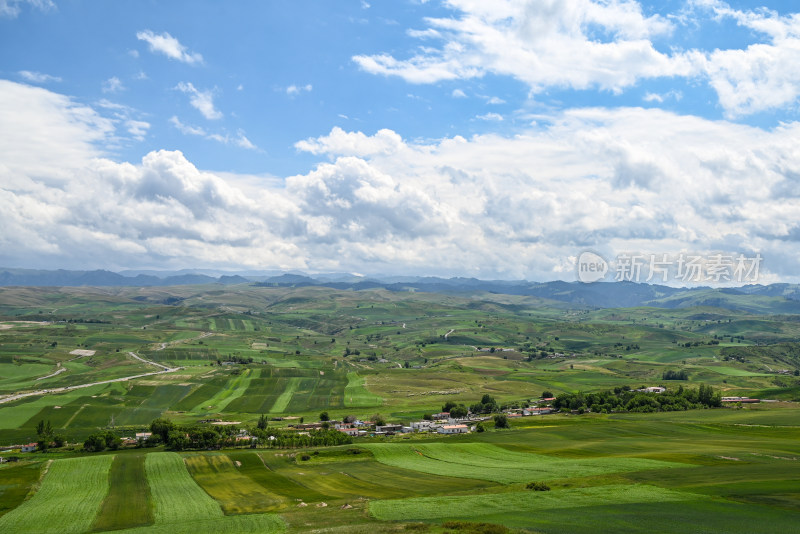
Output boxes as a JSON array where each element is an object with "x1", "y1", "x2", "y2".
[
  {"x1": 2, "y1": 285, "x2": 800, "y2": 532},
  {"x1": 344, "y1": 372, "x2": 383, "y2": 407},
  {"x1": 0, "y1": 455, "x2": 113, "y2": 534},
  {"x1": 92, "y1": 454, "x2": 152, "y2": 531},
  {"x1": 365, "y1": 442, "x2": 686, "y2": 483}
]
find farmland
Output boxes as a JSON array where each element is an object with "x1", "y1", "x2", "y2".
[{"x1": 1, "y1": 284, "x2": 800, "y2": 532}]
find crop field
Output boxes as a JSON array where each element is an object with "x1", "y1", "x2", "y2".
[
  {"x1": 2, "y1": 285, "x2": 800, "y2": 532},
  {"x1": 145, "y1": 452, "x2": 223, "y2": 524},
  {"x1": 344, "y1": 372, "x2": 383, "y2": 407},
  {"x1": 365, "y1": 442, "x2": 685, "y2": 483},
  {"x1": 0, "y1": 461, "x2": 42, "y2": 518},
  {"x1": 92, "y1": 454, "x2": 152, "y2": 531},
  {"x1": 184, "y1": 454, "x2": 282, "y2": 514},
  {"x1": 0, "y1": 455, "x2": 113, "y2": 534}
]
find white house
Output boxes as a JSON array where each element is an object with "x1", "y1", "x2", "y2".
[
  {"x1": 21, "y1": 443, "x2": 37, "y2": 452},
  {"x1": 523, "y1": 407, "x2": 553, "y2": 416},
  {"x1": 411, "y1": 420, "x2": 437, "y2": 431},
  {"x1": 438, "y1": 424, "x2": 469, "y2": 434},
  {"x1": 338, "y1": 426, "x2": 360, "y2": 437}
]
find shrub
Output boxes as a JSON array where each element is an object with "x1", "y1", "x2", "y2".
[{"x1": 526, "y1": 481, "x2": 551, "y2": 491}]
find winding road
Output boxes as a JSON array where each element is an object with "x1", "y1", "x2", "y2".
[{"x1": 0, "y1": 351, "x2": 180, "y2": 405}]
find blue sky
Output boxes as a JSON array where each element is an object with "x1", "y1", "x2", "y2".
[{"x1": 2, "y1": 0, "x2": 800, "y2": 283}]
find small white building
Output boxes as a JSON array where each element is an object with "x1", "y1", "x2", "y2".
[
  {"x1": 411, "y1": 420, "x2": 437, "y2": 432},
  {"x1": 438, "y1": 424, "x2": 469, "y2": 434},
  {"x1": 338, "y1": 426, "x2": 360, "y2": 437},
  {"x1": 523, "y1": 407, "x2": 553, "y2": 416},
  {"x1": 21, "y1": 443, "x2": 37, "y2": 452}
]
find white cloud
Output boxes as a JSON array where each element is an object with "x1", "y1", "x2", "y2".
[
  {"x1": 175, "y1": 82, "x2": 222, "y2": 120},
  {"x1": 451, "y1": 88, "x2": 467, "y2": 98},
  {"x1": 0, "y1": 0, "x2": 53, "y2": 18},
  {"x1": 286, "y1": 84, "x2": 313, "y2": 96},
  {"x1": 295, "y1": 127, "x2": 404, "y2": 157},
  {"x1": 170, "y1": 116, "x2": 257, "y2": 150},
  {"x1": 486, "y1": 96, "x2": 505, "y2": 105},
  {"x1": 351, "y1": 0, "x2": 800, "y2": 117},
  {"x1": 126, "y1": 120, "x2": 150, "y2": 141},
  {"x1": 353, "y1": 0, "x2": 691, "y2": 92},
  {"x1": 693, "y1": 1, "x2": 800, "y2": 116},
  {"x1": 476, "y1": 112, "x2": 503, "y2": 121},
  {"x1": 18, "y1": 70, "x2": 60, "y2": 83},
  {"x1": 169, "y1": 115, "x2": 206, "y2": 136},
  {"x1": 102, "y1": 76, "x2": 124, "y2": 93},
  {"x1": 643, "y1": 90, "x2": 682, "y2": 103},
  {"x1": 7, "y1": 80, "x2": 800, "y2": 280},
  {"x1": 136, "y1": 30, "x2": 203, "y2": 65},
  {"x1": 0, "y1": 80, "x2": 113, "y2": 180}
]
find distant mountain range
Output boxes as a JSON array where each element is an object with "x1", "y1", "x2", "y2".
[{"x1": 2, "y1": 267, "x2": 800, "y2": 313}]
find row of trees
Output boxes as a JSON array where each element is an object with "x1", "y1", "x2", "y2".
[{"x1": 552, "y1": 384, "x2": 721, "y2": 414}]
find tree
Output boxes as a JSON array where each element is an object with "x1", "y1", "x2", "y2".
[
  {"x1": 150, "y1": 418, "x2": 175, "y2": 442},
  {"x1": 493, "y1": 414, "x2": 510, "y2": 429},
  {"x1": 442, "y1": 401, "x2": 457, "y2": 413},
  {"x1": 475, "y1": 422, "x2": 485, "y2": 433},
  {"x1": 319, "y1": 411, "x2": 330, "y2": 422},
  {"x1": 53, "y1": 434, "x2": 66, "y2": 448},
  {"x1": 36, "y1": 420, "x2": 54, "y2": 452},
  {"x1": 372, "y1": 413, "x2": 386, "y2": 426},
  {"x1": 449, "y1": 404, "x2": 468, "y2": 419},
  {"x1": 257, "y1": 414, "x2": 268, "y2": 430},
  {"x1": 343, "y1": 415, "x2": 357, "y2": 424},
  {"x1": 84, "y1": 434, "x2": 106, "y2": 452},
  {"x1": 541, "y1": 391, "x2": 554, "y2": 398}
]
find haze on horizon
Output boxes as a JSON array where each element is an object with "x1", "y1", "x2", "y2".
[{"x1": 2, "y1": 0, "x2": 800, "y2": 283}]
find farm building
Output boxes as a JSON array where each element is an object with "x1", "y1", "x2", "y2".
[
  {"x1": 411, "y1": 420, "x2": 437, "y2": 431},
  {"x1": 722, "y1": 397, "x2": 760, "y2": 403},
  {"x1": 376, "y1": 424, "x2": 404, "y2": 433},
  {"x1": 524, "y1": 407, "x2": 553, "y2": 415},
  {"x1": 438, "y1": 424, "x2": 469, "y2": 434},
  {"x1": 338, "y1": 425, "x2": 360, "y2": 436},
  {"x1": 21, "y1": 443, "x2": 37, "y2": 452},
  {"x1": 135, "y1": 432, "x2": 152, "y2": 440}
]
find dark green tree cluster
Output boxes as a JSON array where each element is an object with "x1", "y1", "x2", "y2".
[
  {"x1": 84, "y1": 431, "x2": 121, "y2": 452},
  {"x1": 662, "y1": 369, "x2": 689, "y2": 380},
  {"x1": 552, "y1": 384, "x2": 721, "y2": 414},
  {"x1": 493, "y1": 414, "x2": 510, "y2": 429},
  {"x1": 442, "y1": 401, "x2": 468, "y2": 418},
  {"x1": 35, "y1": 420, "x2": 66, "y2": 452},
  {"x1": 250, "y1": 428, "x2": 353, "y2": 449},
  {"x1": 470, "y1": 394, "x2": 499, "y2": 414}
]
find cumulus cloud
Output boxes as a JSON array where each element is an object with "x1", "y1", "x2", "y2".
[
  {"x1": 451, "y1": 88, "x2": 467, "y2": 98},
  {"x1": 353, "y1": 0, "x2": 800, "y2": 117},
  {"x1": 295, "y1": 127, "x2": 404, "y2": 157},
  {"x1": 693, "y1": 0, "x2": 800, "y2": 116},
  {"x1": 353, "y1": 0, "x2": 692, "y2": 93},
  {"x1": 5, "y1": 80, "x2": 800, "y2": 280},
  {"x1": 175, "y1": 82, "x2": 222, "y2": 120},
  {"x1": 136, "y1": 30, "x2": 203, "y2": 65},
  {"x1": 18, "y1": 70, "x2": 60, "y2": 83}
]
